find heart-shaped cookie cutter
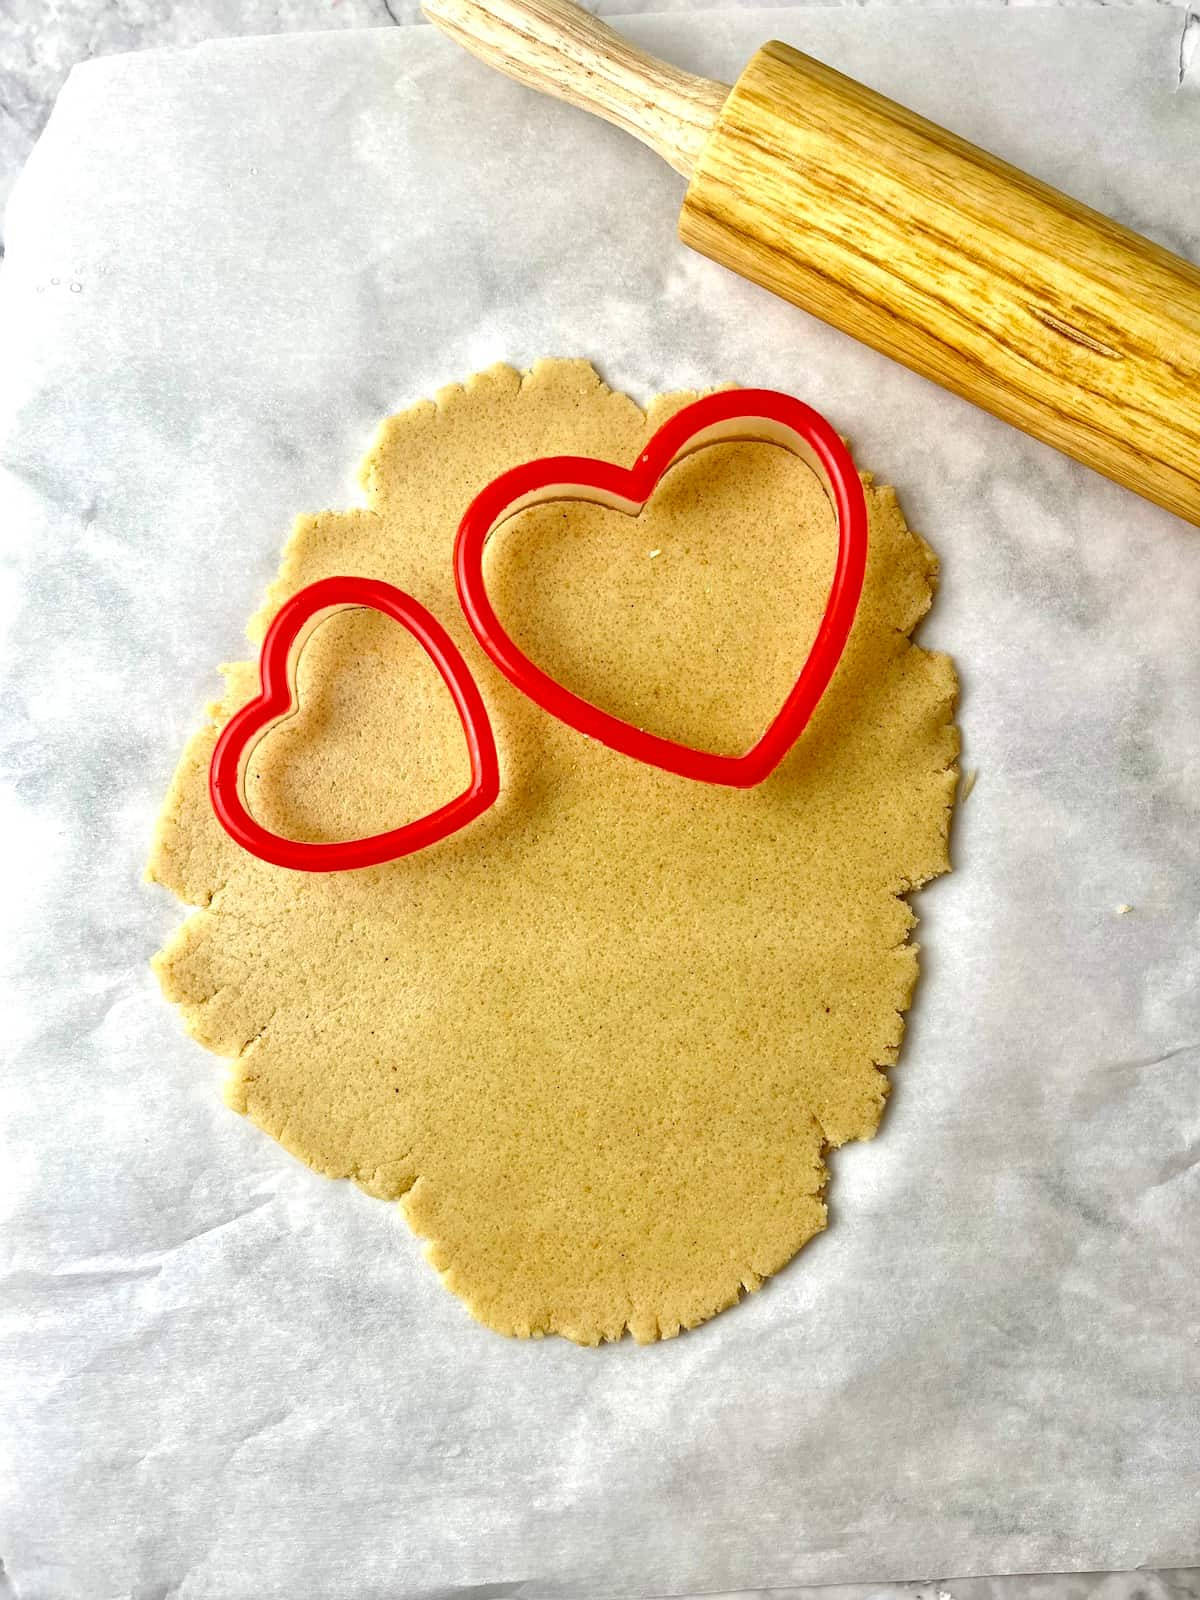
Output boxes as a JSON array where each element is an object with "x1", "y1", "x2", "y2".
[
  {"x1": 454, "y1": 388, "x2": 869, "y2": 787},
  {"x1": 208, "y1": 575, "x2": 499, "y2": 871}
]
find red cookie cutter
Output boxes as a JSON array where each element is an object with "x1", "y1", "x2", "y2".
[
  {"x1": 454, "y1": 388, "x2": 869, "y2": 788},
  {"x1": 208, "y1": 576, "x2": 499, "y2": 871}
]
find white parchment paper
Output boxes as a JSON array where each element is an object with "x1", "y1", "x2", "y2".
[{"x1": 1, "y1": 10, "x2": 1198, "y2": 1597}]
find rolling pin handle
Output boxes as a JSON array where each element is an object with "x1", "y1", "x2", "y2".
[{"x1": 420, "y1": 0, "x2": 730, "y2": 178}]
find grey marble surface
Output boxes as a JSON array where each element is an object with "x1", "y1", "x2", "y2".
[{"x1": 2, "y1": 0, "x2": 1198, "y2": 249}]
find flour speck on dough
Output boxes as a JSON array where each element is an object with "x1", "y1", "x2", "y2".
[{"x1": 148, "y1": 360, "x2": 958, "y2": 1345}]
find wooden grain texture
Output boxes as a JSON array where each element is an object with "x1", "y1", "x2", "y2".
[
  {"x1": 680, "y1": 40, "x2": 1200, "y2": 526},
  {"x1": 421, "y1": 0, "x2": 729, "y2": 178}
]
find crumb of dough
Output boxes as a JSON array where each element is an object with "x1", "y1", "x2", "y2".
[{"x1": 148, "y1": 360, "x2": 958, "y2": 1345}]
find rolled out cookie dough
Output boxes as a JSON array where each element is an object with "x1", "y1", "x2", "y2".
[{"x1": 148, "y1": 359, "x2": 958, "y2": 1344}]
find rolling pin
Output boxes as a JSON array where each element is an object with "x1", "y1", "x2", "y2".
[{"x1": 422, "y1": 0, "x2": 1200, "y2": 528}]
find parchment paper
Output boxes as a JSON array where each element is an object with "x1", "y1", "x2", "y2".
[{"x1": 1, "y1": 10, "x2": 1198, "y2": 1597}]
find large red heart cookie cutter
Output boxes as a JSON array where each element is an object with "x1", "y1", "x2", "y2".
[
  {"x1": 209, "y1": 576, "x2": 499, "y2": 871},
  {"x1": 454, "y1": 388, "x2": 869, "y2": 787}
]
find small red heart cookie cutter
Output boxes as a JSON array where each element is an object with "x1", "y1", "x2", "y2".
[
  {"x1": 454, "y1": 388, "x2": 869, "y2": 788},
  {"x1": 209, "y1": 575, "x2": 499, "y2": 872}
]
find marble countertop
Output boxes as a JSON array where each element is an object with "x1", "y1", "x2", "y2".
[{"x1": 1, "y1": 3, "x2": 1197, "y2": 1598}]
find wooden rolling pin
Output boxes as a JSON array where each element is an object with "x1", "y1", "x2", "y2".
[{"x1": 422, "y1": 0, "x2": 1200, "y2": 528}]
